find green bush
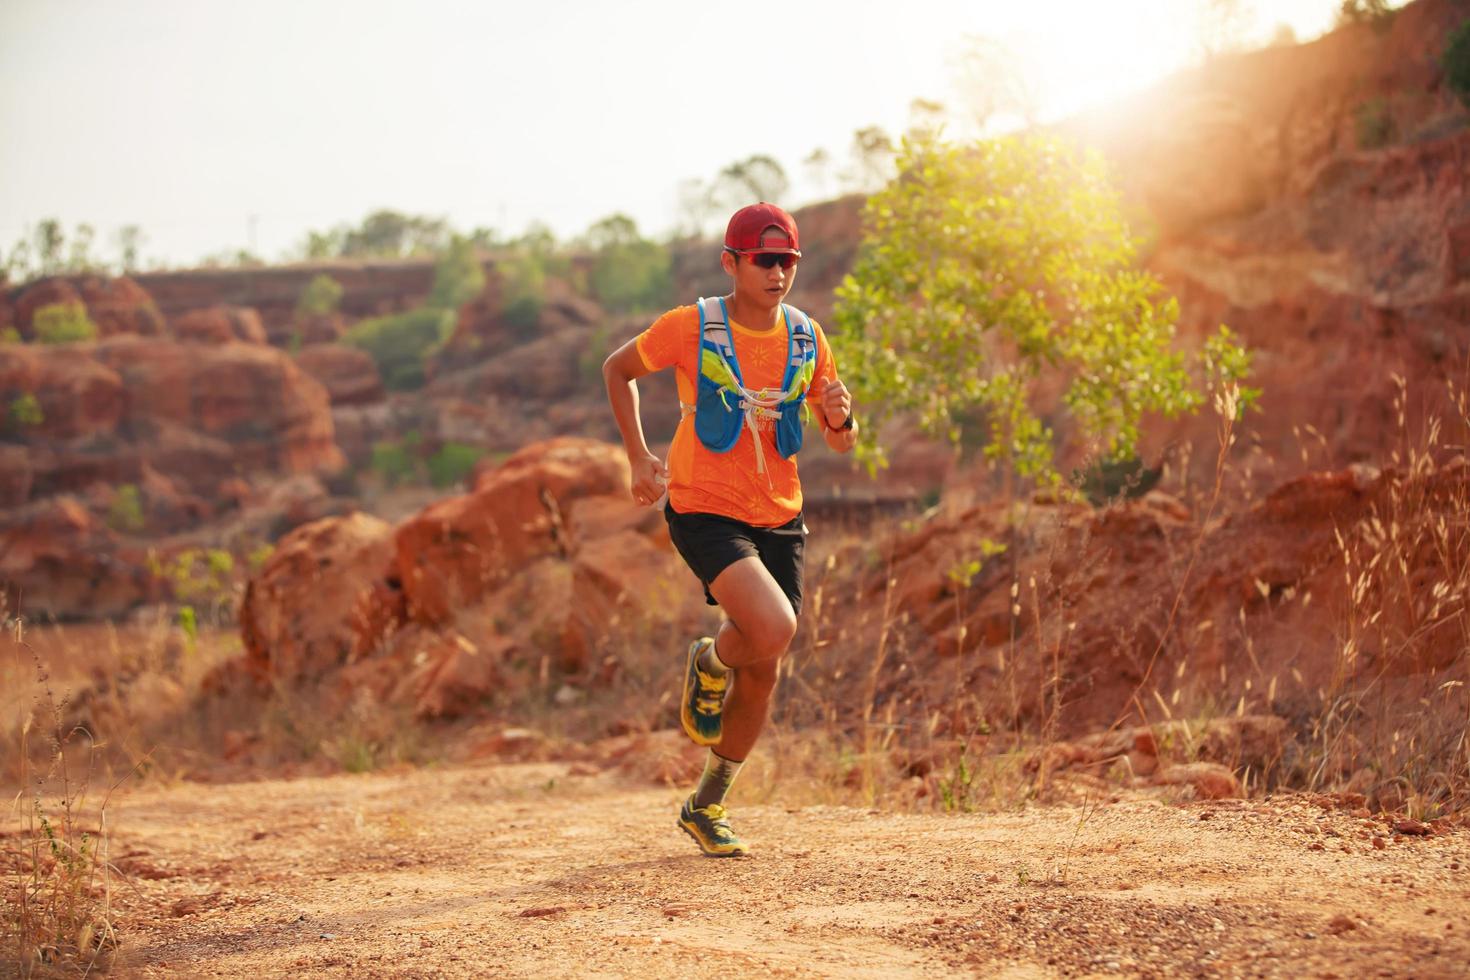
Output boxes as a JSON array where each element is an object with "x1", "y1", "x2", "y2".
[
  {"x1": 107, "y1": 484, "x2": 145, "y2": 532},
  {"x1": 370, "y1": 437, "x2": 421, "y2": 487},
  {"x1": 589, "y1": 240, "x2": 671, "y2": 313},
  {"x1": 1, "y1": 327, "x2": 20, "y2": 344},
  {"x1": 8, "y1": 393, "x2": 43, "y2": 428},
  {"x1": 32, "y1": 302, "x2": 97, "y2": 344},
  {"x1": 500, "y1": 253, "x2": 546, "y2": 337},
  {"x1": 296, "y1": 273, "x2": 344, "y2": 316},
  {"x1": 1355, "y1": 98, "x2": 1393, "y2": 149},
  {"x1": 342, "y1": 307, "x2": 454, "y2": 390},
  {"x1": 427, "y1": 442, "x2": 484, "y2": 488},
  {"x1": 428, "y1": 235, "x2": 486, "y2": 311},
  {"x1": 1445, "y1": 19, "x2": 1470, "y2": 108}
]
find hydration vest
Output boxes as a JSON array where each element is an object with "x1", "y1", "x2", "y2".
[{"x1": 688, "y1": 296, "x2": 818, "y2": 476}]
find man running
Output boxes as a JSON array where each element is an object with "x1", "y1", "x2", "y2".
[{"x1": 602, "y1": 202, "x2": 858, "y2": 857}]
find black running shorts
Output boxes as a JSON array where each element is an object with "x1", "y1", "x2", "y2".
[{"x1": 663, "y1": 502, "x2": 806, "y2": 617}]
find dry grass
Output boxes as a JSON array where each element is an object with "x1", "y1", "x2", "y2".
[
  {"x1": 1295, "y1": 371, "x2": 1470, "y2": 817},
  {"x1": 1, "y1": 612, "x2": 121, "y2": 977}
]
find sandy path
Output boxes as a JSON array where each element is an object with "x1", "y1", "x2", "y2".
[{"x1": 101, "y1": 762, "x2": 1469, "y2": 978}]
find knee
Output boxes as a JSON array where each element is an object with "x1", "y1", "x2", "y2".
[{"x1": 746, "y1": 608, "x2": 797, "y2": 659}]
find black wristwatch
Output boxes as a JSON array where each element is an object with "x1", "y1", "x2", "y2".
[{"x1": 839, "y1": 413, "x2": 855, "y2": 431}]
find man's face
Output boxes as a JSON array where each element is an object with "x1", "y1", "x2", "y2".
[{"x1": 722, "y1": 225, "x2": 799, "y2": 309}]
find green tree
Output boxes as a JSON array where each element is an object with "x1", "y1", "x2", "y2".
[
  {"x1": 32, "y1": 302, "x2": 98, "y2": 344},
  {"x1": 499, "y1": 252, "x2": 547, "y2": 337},
  {"x1": 342, "y1": 308, "x2": 455, "y2": 390},
  {"x1": 714, "y1": 154, "x2": 790, "y2": 209},
  {"x1": 296, "y1": 273, "x2": 344, "y2": 316},
  {"x1": 67, "y1": 223, "x2": 98, "y2": 272},
  {"x1": 847, "y1": 126, "x2": 896, "y2": 191},
  {"x1": 583, "y1": 214, "x2": 670, "y2": 314},
  {"x1": 34, "y1": 220, "x2": 64, "y2": 276},
  {"x1": 341, "y1": 210, "x2": 449, "y2": 258},
  {"x1": 831, "y1": 132, "x2": 1255, "y2": 485},
  {"x1": 1445, "y1": 18, "x2": 1470, "y2": 107},
  {"x1": 115, "y1": 224, "x2": 145, "y2": 273},
  {"x1": 427, "y1": 235, "x2": 486, "y2": 310},
  {"x1": 1335, "y1": 0, "x2": 1397, "y2": 32}
]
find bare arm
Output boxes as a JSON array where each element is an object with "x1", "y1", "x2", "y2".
[{"x1": 602, "y1": 339, "x2": 669, "y2": 504}]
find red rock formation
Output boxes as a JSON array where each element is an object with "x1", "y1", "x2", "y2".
[
  {"x1": 73, "y1": 276, "x2": 165, "y2": 337},
  {"x1": 293, "y1": 344, "x2": 384, "y2": 406},
  {"x1": 10, "y1": 276, "x2": 164, "y2": 340},
  {"x1": 225, "y1": 437, "x2": 704, "y2": 724},
  {"x1": 0, "y1": 446, "x2": 31, "y2": 508},
  {"x1": 173, "y1": 305, "x2": 269, "y2": 344},
  {"x1": 132, "y1": 260, "x2": 479, "y2": 345},
  {"x1": 238, "y1": 511, "x2": 404, "y2": 684},
  {"x1": 0, "y1": 497, "x2": 153, "y2": 619},
  {"x1": 840, "y1": 455, "x2": 1467, "y2": 739},
  {"x1": 396, "y1": 437, "x2": 629, "y2": 623}
]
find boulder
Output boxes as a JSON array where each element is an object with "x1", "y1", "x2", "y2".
[
  {"x1": 172, "y1": 305, "x2": 269, "y2": 344},
  {"x1": 0, "y1": 445, "x2": 32, "y2": 507},
  {"x1": 74, "y1": 276, "x2": 165, "y2": 337},
  {"x1": 1153, "y1": 762, "x2": 1241, "y2": 800},
  {"x1": 12, "y1": 279, "x2": 84, "y2": 340},
  {"x1": 294, "y1": 344, "x2": 384, "y2": 406},
  {"x1": 238, "y1": 512, "x2": 404, "y2": 685},
  {"x1": 0, "y1": 497, "x2": 152, "y2": 619},
  {"x1": 396, "y1": 438, "x2": 629, "y2": 623}
]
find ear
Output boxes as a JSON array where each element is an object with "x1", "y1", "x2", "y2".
[{"x1": 720, "y1": 250, "x2": 738, "y2": 276}]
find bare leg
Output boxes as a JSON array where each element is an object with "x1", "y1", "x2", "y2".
[{"x1": 706, "y1": 556, "x2": 797, "y2": 761}]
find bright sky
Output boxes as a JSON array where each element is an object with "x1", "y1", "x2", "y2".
[{"x1": 0, "y1": 0, "x2": 1353, "y2": 269}]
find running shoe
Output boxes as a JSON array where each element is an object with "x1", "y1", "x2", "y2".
[
  {"x1": 678, "y1": 795, "x2": 749, "y2": 857},
  {"x1": 680, "y1": 636, "x2": 726, "y2": 747}
]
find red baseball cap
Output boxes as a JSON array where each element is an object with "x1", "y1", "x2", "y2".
[{"x1": 724, "y1": 203, "x2": 801, "y2": 254}]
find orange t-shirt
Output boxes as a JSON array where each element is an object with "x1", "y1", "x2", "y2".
[{"x1": 636, "y1": 303, "x2": 840, "y2": 527}]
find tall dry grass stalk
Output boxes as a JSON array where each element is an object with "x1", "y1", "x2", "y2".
[
  {"x1": 2, "y1": 610, "x2": 122, "y2": 976},
  {"x1": 1302, "y1": 371, "x2": 1470, "y2": 816}
]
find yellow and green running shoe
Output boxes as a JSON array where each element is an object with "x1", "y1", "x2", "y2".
[
  {"x1": 680, "y1": 636, "x2": 726, "y2": 747},
  {"x1": 678, "y1": 795, "x2": 749, "y2": 857}
]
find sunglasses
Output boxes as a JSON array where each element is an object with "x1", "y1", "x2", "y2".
[{"x1": 728, "y1": 249, "x2": 800, "y2": 270}]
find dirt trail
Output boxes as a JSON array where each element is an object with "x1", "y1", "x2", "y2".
[{"x1": 102, "y1": 762, "x2": 1468, "y2": 978}]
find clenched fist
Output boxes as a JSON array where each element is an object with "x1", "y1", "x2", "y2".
[
  {"x1": 820, "y1": 379, "x2": 852, "y2": 429},
  {"x1": 629, "y1": 452, "x2": 668, "y2": 507}
]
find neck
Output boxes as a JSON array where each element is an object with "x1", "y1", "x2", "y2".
[{"x1": 726, "y1": 290, "x2": 781, "y2": 331}]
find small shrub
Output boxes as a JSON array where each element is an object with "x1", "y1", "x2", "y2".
[
  {"x1": 427, "y1": 235, "x2": 486, "y2": 311},
  {"x1": 106, "y1": 484, "x2": 145, "y2": 532},
  {"x1": 1354, "y1": 98, "x2": 1394, "y2": 149},
  {"x1": 427, "y1": 442, "x2": 483, "y2": 489},
  {"x1": 370, "y1": 437, "x2": 422, "y2": 487},
  {"x1": 1445, "y1": 18, "x2": 1470, "y2": 108},
  {"x1": 31, "y1": 302, "x2": 97, "y2": 344},
  {"x1": 500, "y1": 253, "x2": 546, "y2": 337},
  {"x1": 296, "y1": 273, "x2": 343, "y2": 316},
  {"x1": 1, "y1": 326, "x2": 20, "y2": 344},
  {"x1": 8, "y1": 392, "x2": 43, "y2": 429},
  {"x1": 579, "y1": 324, "x2": 611, "y2": 386},
  {"x1": 247, "y1": 543, "x2": 275, "y2": 571},
  {"x1": 147, "y1": 547, "x2": 237, "y2": 611},
  {"x1": 342, "y1": 307, "x2": 454, "y2": 391}
]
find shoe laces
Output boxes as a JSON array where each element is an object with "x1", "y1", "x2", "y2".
[
  {"x1": 694, "y1": 669, "x2": 726, "y2": 716},
  {"x1": 694, "y1": 803, "x2": 736, "y2": 840}
]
